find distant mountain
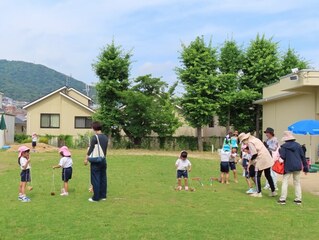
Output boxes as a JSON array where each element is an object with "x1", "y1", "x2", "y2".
[{"x1": 0, "y1": 60, "x2": 94, "y2": 102}]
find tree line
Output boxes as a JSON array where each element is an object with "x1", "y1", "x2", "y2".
[{"x1": 93, "y1": 34, "x2": 309, "y2": 150}]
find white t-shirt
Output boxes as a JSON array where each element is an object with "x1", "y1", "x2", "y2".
[
  {"x1": 59, "y1": 157, "x2": 73, "y2": 168},
  {"x1": 242, "y1": 152, "x2": 251, "y2": 160},
  {"x1": 20, "y1": 157, "x2": 30, "y2": 170},
  {"x1": 32, "y1": 136, "x2": 37, "y2": 142},
  {"x1": 176, "y1": 158, "x2": 191, "y2": 170},
  {"x1": 220, "y1": 150, "x2": 231, "y2": 162},
  {"x1": 229, "y1": 152, "x2": 237, "y2": 162}
]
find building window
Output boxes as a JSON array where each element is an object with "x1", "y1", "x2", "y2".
[
  {"x1": 41, "y1": 114, "x2": 60, "y2": 128},
  {"x1": 75, "y1": 117, "x2": 92, "y2": 129},
  {"x1": 209, "y1": 119, "x2": 215, "y2": 128}
]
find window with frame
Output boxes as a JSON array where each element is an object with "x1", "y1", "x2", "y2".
[
  {"x1": 75, "y1": 116, "x2": 92, "y2": 129},
  {"x1": 40, "y1": 114, "x2": 60, "y2": 128},
  {"x1": 209, "y1": 119, "x2": 215, "y2": 128}
]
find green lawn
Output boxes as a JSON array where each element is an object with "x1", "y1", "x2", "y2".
[{"x1": 0, "y1": 149, "x2": 318, "y2": 240}]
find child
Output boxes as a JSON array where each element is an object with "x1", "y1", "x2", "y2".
[
  {"x1": 220, "y1": 144, "x2": 230, "y2": 184},
  {"x1": 242, "y1": 146, "x2": 256, "y2": 194},
  {"x1": 18, "y1": 146, "x2": 31, "y2": 202},
  {"x1": 31, "y1": 133, "x2": 37, "y2": 152},
  {"x1": 229, "y1": 147, "x2": 238, "y2": 183},
  {"x1": 175, "y1": 150, "x2": 192, "y2": 191},
  {"x1": 53, "y1": 146, "x2": 73, "y2": 196}
]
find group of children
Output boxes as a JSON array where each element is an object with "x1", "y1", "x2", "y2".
[
  {"x1": 220, "y1": 131, "x2": 258, "y2": 194},
  {"x1": 175, "y1": 130, "x2": 257, "y2": 194},
  {"x1": 18, "y1": 145, "x2": 73, "y2": 202}
]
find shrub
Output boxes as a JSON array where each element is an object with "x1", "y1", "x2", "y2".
[{"x1": 14, "y1": 134, "x2": 29, "y2": 143}]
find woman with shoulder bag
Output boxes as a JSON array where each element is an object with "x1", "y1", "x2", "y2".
[{"x1": 84, "y1": 121, "x2": 108, "y2": 202}]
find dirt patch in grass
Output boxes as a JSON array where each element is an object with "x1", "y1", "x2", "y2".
[{"x1": 6, "y1": 143, "x2": 58, "y2": 153}]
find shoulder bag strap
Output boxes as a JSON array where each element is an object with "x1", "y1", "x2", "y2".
[{"x1": 95, "y1": 135, "x2": 101, "y2": 157}]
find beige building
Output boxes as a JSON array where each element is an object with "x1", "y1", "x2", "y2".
[
  {"x1": 255, "y1": 70, "x2": 319, "y2": 163},
  {"x1": 174, "y1": 114, "x2": 226, "y2": 138},
  {"x1": 23, "y1": 86, "x2": 94, "y2": 138}
]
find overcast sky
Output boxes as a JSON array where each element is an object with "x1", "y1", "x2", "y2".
[{"x1": 1, "y1": 0, "x2": 318, "y2": 93}]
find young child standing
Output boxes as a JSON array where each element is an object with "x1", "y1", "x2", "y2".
[
  {"x1": 31, "y1": 132, "x2": 38, "y2": 152},
  {"x1": 220, "y1": 145, "x2": 230, "y2": 184},
  {"x1": 242, "y1": 146, "x2": 256, "y2": 194},
  {"x1": 52, "y1": 146, "x2": 73, "y2": 196},
  {"x1": 229, "y1": 147, "x2": 238, "y2": 183},
  {"x1": 18, "y1": 146, "x2": 31, "y2": 202},
  {"x1": 175, "y1": 150, "x2": 192, "y2": 191}
]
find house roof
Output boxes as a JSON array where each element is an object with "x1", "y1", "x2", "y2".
[
  {"x1": 23, "y1": 86, "x2": 67, "y2": 109},
  {"x1": 23, "y1": 86, "x2": 95, "y2": 113},
  {"x1": 15, "y1": 117, "x2": 26, "y2": 124},
  {"x1": 255, "y1": 70, "x2": 319, "y2": 105},
  {"x1": 60, "y1": 92, "x2": 95, "y2": 113},
  {"x1": 68, "y1": 88, "x2": 91, "y2": 100}
]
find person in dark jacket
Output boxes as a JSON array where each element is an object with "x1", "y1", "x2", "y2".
[
  {"x1": 84, "y1": 121, "x2": 108, "y2": 202},
  {"x1": 278, "y1": 131, "x2": 308, "y2": 205}
]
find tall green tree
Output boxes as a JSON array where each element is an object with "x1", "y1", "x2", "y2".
[
  {"x1": 177, "y1": 36, "x2": 219, "y2": 151},
  {"x1": 280, "y1": 47, "x2": 309, "y2": 76},
  {"x1": 240, "y1": 34, "x2": 281, "y2": 135},
  {"x1": 121, "y1": 75, "x2": 180, "y2": 146},
  {"x1": 92, "y1": 41, "x2": 131, "y2": 134},
  {"x1": 217, "y1": 40, "x2": 244, "y2": 131},
  {"x1": 93, "y1": 43, "x2": 180, "y2": 147}
]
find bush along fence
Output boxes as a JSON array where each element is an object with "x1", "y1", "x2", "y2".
[
  {"x1": 14, "y1": 134, "x2": 224, "y2": 151},
  {"x1": 111, "y1": 136, "x2": 224, "y2": 151}
]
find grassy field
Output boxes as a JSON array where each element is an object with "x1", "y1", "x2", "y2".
[{"x1": 0, "y1": 149, "x2": 318, "y2": 240}]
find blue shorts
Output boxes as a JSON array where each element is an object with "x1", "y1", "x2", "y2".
[
  {"x1": 20, "y1": 169, "x2": 31, "y2": 182},
  {"x1": 62, "y1": 167, "x2": 72, "y2": 182},
  {"x1": 229, "y1": 162, "x2": 236, "y2": 170},
  {"x1": 177, "y1": 170, "x2": 188, "y2": 179},
  {"x1": 220, "y1": 162, "x2": 229, "y2": 173}
]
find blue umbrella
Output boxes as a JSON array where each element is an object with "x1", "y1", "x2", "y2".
[
  {"x1": 288, "y1": 119, "x2": 319, "y2": 135},
  {"x1": 288, "y1": 119, "x2": 319, "y2": 163}
]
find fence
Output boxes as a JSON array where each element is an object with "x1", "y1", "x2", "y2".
[{"x1": 111, "y1": 136, "x2": 224, "y2": 151}]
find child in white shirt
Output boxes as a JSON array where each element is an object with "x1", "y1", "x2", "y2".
[
  {"x1": 229, "y1": 148, "x2": 238, "y2": 183},
  {"x1": 242, "y1": 146, "x2": 256, "y2": 194},
  {"x1": 220, "y1": 145, "x2": 231, "y2": 184},
  {"x1": 18, "y1": 146, "x2": 31, "y2": 202},
  {"x1": 175, "y1": 151, "x2": 192, "y2": 191},
  {"x1": 53, "y1": 146, "x2": 73, "y2": 196}
]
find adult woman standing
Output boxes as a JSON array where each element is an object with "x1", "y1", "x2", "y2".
[
  {"x1": 278, "y1": 131, "x2": 308, "y2": 205},
  {"x1": 238, "y1": 132, "x2": 277, "y2": 198},
  {"x1": 84, "y1": 122, "x2": 108, "y2": 202},
  {"x1": 263, "y1": 127, "x2": 278, "y2": 190}
]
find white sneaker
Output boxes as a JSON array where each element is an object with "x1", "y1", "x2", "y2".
[
  {"x1": 185, "y1": 186, "x2": 189, "y2": 191},
  {"x1": 22, "y1": 196, "x2": 31, "y2": 202},
  {"x1": 269, "y1": 191, "x2": 278, "y2": 197},
  {"x1": 250, "y1": 192, "x2": 262, "y2": 198},
  {"x1": 60, "y1": 192, "x2": 69, "y2": 196},
  {"x1": 88, "y1": 198, "x2": 98, "y2": 202},
  {"x1": 246, "y1": 188, "x2": 256, "y2": 194},
  {"x1": 177, "y1": 186, "x2": 182, "y2": 191}
]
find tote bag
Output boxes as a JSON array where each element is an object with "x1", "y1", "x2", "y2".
[
  {"x1": 88, "y1": 135, "x2": 105, "y2": 163},
  {"x1": 272, "y1": 160, "x2": 284, "y2": 175}
]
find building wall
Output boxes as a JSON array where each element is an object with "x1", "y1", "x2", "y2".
[
  {"x1": 263, "y1": 92, "x2": 318, "y2": 162},
  {"x1": 26, "y1": 93, "x2": 93, "y2": 137},
  {"x1": 3, "y1": 114, "x2": 15, "y2": 144},
  {"x1": 173, "y1": 116, "x2": 226, "y2": 137},
  {"x1": 67, "y1": 89, "x2": 89, "y2": 106}
]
